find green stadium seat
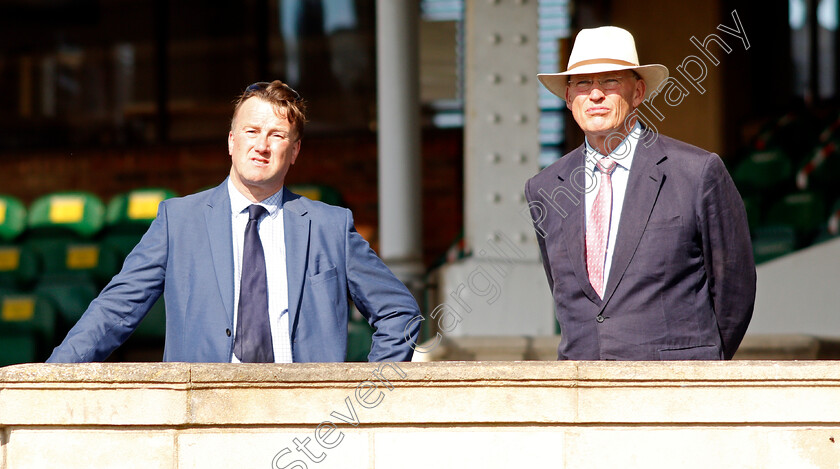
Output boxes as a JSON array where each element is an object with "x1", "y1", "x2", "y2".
[
  {"x1": 24, "y1": 191, "x2": 119, "y2": 283},
  {"x1": 732, "y1": 149, "x2": 793, "y2": 194},
  {"x1": 103, "y1": 188, "x2": 177, "y2": 259},
  {"x1": 741, "y1": 195, "x2": 762, "y2": 232},
  {"x1": 0, "y1": 245, "x2": 39, "y2": 292},
  {"x1": 288, "y1": 184, "x2": 344, "y2": 207},
  {"x1": 27, "y1": 191, "x2": 106, "y2": 239},
  {"x1": 33, "y1": 281, "x2": 98, "y2": 326},
  {"x1": 24, "y1": 192, "x2": 117, "y2": 327},
  {"x1": 346, "y1": 318, "x2": 374, "y2": 362},
  {"x1": 0, "y1": 195, "x2": 39, "y2": 291},
  {"x1": 752, "y1": 225, "x2": 796, "y2": 264},
  {"x1": 0, "y1": 293, "x2": 57, "y2": 365},
  {"x1": 765, "y1": 191, "x2": 826, "y2": 245},
  {"x1": 0, "y1": 194, "x2": 28, "y2": 243}
]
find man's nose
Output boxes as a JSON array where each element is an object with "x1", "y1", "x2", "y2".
[
  {"x1": 254, "y1": 133, "x2": 269, "y2": 151},
  {"x1": 588, "y1": 87, "x2": 606, "y2": 100}
]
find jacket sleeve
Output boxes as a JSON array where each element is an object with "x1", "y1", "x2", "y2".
[
  {"x1": 343, "y1": 210, "x2": 421, "y2": 362},
  {"x1": 46, "y1": 202, "x2": 170, "y2": 362},
  {"x1": 697, "y1": 154, "x2": 756, "y2": 359},
  {"x1": 525, "y1": 178, "x2": 556, "y2": 293}
]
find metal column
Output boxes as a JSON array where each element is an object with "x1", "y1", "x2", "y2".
[{"x1": 375, "y1": 1, "x2": 424, "y2": 291}]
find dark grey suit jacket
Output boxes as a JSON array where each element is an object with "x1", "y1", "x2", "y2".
[{"x1": 525, "y1": 129, "x2": 755, "y2": 360}]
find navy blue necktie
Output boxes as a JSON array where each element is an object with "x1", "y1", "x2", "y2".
[{"x1": 234, "y1": 204, "x2": 274, "y2": 363}]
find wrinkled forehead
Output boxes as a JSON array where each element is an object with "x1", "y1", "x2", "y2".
[{"x1": 232, "y1": 97, "x2": 295, "y2": 128}]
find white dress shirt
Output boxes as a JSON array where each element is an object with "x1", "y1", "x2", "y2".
[
  {"x1": 227, "y1": 180, "x2": 293, "y2": 363},
  {"x1": 583, "y1": 121, "x2": 642, "y2": 289}
]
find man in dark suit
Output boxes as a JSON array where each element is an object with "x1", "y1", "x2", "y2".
[
  {"x1": 48, "y1": 80, "x2": 420, "y2": 363},
  {"x1": 526, "y1": 27, "x2": 755, "y2": 360}
]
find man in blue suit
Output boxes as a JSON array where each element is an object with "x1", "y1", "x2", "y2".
[
  {"x1": 48, "y1": 80, "x2": 421, "y2": 363},
  {"x1": 526, "y1": 27, "x2": 755, "y2": 360}
]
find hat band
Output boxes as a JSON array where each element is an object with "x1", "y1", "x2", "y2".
[{"x1": 567, "y1": 58, "x2": 638, "y2": 70}]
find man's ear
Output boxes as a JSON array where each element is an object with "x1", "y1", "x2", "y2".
[
  {"x1": 290, "y1": 139, "x2": 302, "y2": 165},
  {"x1": 227, "y1": 131, "x2": 234, "y2": 156},
  {"x1": 633, "y1": 79, "x2": 647, "y2": 107}
]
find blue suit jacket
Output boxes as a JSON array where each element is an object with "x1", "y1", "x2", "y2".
[
  {"x1": 47, "y1": 181, "x2": 421, "y2": 363},
  {"x1": 525, "y1": 130, "x2": 756, "y2": 360}
]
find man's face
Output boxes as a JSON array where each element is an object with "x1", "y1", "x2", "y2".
[
  {"x1": 565, "y1": 71, "x2": 646, "y2": 140},
  {"x1": 228, "y1": 97, "x2": 301, "y2": 201}
]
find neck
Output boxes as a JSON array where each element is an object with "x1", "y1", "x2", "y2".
[{"x1": 230, "y1": 173, "x2": 282, "y2": 203}]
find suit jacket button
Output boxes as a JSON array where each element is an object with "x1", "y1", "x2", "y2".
[
  {"x1": 226, "y1": 328, "x2": 232, "y2": 337},
  {"x1": 596, "y1": 315, "x2": 605, "y2": 323}
]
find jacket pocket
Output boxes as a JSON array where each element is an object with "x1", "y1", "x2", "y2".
[
  {"x1": 309, "y1": 266, "x2": 337, "y2": 285},
  {"x1": 646, "y1": 215, "x2": 682, "y2": 230}
]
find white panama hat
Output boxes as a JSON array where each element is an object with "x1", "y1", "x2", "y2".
[{"x1": 538, "y1": 26, "x2": 669, "y2": 101}]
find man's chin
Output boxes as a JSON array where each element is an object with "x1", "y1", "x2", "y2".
[{"x1": 582, "y1": 124, "x2": 622, "y2": 136}]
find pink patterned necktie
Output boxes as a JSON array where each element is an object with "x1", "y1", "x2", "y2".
[{"x1": 586, "y1": 157, "x2": 617, "y2": 298}]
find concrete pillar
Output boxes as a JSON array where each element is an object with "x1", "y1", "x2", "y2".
[
  {"x1": 426, "y1": 0, "x2": 554, "y2": 338},
  {"x1": 375, "y1": 0, "x2": 424, "y2": 291}
]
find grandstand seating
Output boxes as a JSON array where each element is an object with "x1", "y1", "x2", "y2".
[
  {"x1": 737, "y1": 109, "x2": 840, "y2": 264},
  {"x1": 733, "y1": 149, "x2": 793, "y2": 194},
  {"x1": 0, "y1": 293, "x2": 57, "y2": 365},
  {"x1": 24, "y1": 191, "x2": 115, "y2": 327},
  {"x1": 102, "y1": 188, "x2": 177, "y2": 259},
  {"x1": 0, "y1": 183, "x2": 378, "y2": 365},
  {"x1": 0, "y1": 195, "x2": 38, "y2": 292},
  {"x1": 765, "y1": 191, "x2": 826, "y2": 246}
]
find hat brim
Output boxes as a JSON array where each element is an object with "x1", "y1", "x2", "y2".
[{"x1": 538, "y1": 63, "x2": 669, "y2": 102}]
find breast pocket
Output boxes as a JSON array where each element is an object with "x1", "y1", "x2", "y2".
[
  {"x1": 646, "y1": 215, "x2": 682, "y2": 231},
  {"x1": 307, "y1": 266, "x2": 342, "y2": 325},
  {"x1": 309, "y1": 266, "x2": 337, "y2": 285}
]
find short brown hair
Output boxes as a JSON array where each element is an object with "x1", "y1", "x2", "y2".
[{"x1": 231, "y1": 80, "x2": 307, "y2": 139}]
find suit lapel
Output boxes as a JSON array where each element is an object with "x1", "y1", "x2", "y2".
[
  {"x1": 204, "y1": 181, "x2": 236, "y2": 326},
  {"x1": 282, "y1": 188, "x2": 311, "y2": 336},
  {"x1": 557, "y1": 145, "x2": 602, "y2": 304},
  {"x1": 599, "y1": 131, "x2": 666, "y2": 311}
]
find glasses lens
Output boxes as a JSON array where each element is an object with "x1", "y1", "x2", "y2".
[
  {"x1": 570, "y1": 79, "x2": 592, "y2": 91},
  {"x1": 569, "y1": 76, "x2": 626, "y2": 92}
]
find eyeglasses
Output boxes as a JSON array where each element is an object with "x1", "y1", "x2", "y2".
[
  {"x1": 567, "y1": 75, "x2": 634, "y2": 93},
  {"x1": 245, "y1": 81, "x2": 302, "y2": 102}
]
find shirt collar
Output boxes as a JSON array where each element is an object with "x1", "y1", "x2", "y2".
[
  {"x1": 584, "y1": 121, "x2": 642, "y2": 174},
  {"x1": 227, "y1": 178, "x2": 284, "y2": 219}
]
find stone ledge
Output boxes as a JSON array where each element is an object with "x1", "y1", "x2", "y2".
[
  {"x1": 6, "y1": 360, "x2": 840, "y2": 385},
  {"x1": 3, "y1": 362, "x2": 840, "y2": 468},
  {"x1": 2, "y1": 361, "x2": 840, "y2": 428}
]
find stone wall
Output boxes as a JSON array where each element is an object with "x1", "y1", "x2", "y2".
[{"x1": 2, "y1": 361, "x2": 840, "y2": 468}]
